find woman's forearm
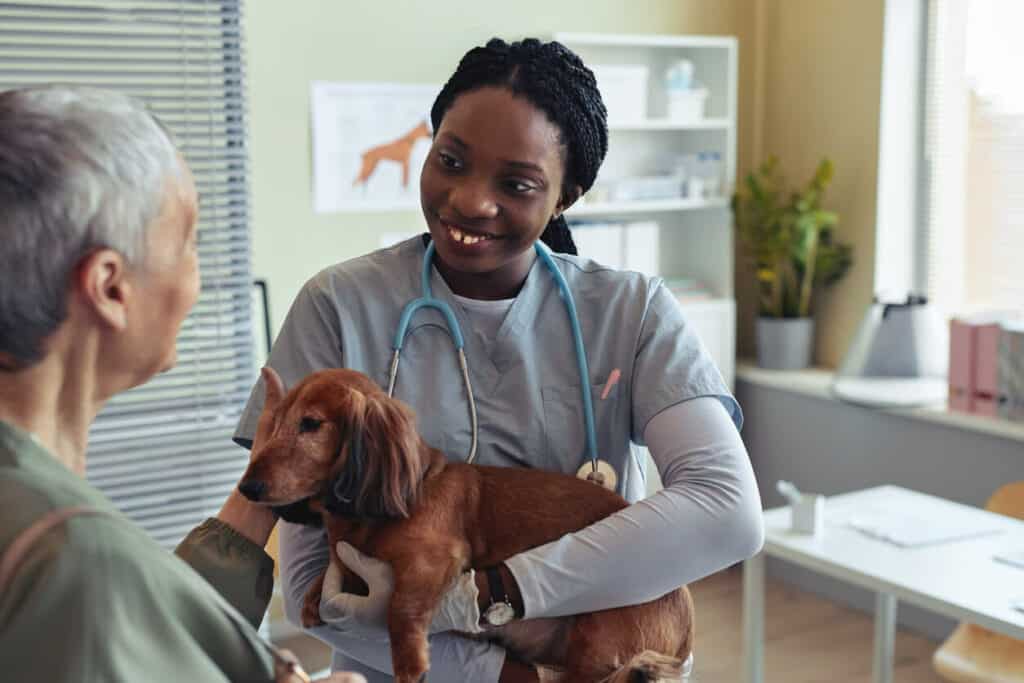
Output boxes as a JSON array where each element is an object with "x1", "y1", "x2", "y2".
[
  {"x1": 216, "y1": 488, "x2": 278, "y2": 547},
  {"x1": 505, "y1": 398, "x2": 764, "y2": 619}
]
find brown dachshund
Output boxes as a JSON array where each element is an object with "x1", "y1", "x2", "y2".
[{"x1": 239, "y1": 367, "x2": 693, "y2": 683}]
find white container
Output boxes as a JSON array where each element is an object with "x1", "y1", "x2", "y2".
[
  {"x1": 667, "y1": 87, "x2": 708, "y2": 122},
  {"x1": 610, "y1": 175, "x2": 684, "y2": 201},
  {"x1": 790, "y1": 494, "x2": 826, "y2": 536},
  {"x1": 591, "y1": 64, "x2": 649, "y2": 123}
]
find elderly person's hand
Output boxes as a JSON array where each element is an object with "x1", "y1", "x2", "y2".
[
  {"x1": 274, "y1": 648, "x2": 367, "y2": 683},
  {"x1": 316, "y1": 675, "x2": 368, "y2": 683}
]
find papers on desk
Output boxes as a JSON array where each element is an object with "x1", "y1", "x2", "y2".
[
  {"x1": 994, "y1": 549, "x2": 1024, "y2": 570},
  {"x1": 845, "y1": 508, "x2": 1004, "y2": 548}
]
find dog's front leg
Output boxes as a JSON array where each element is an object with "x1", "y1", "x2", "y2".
[
  {"x1": 387, "y1": 555, "x2": 463, "y2": 683},
  {"x1": 301, "y1": 570, "x2": 327, "y2": 628}
]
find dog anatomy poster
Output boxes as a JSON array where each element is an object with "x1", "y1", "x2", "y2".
[{"x1": 311, "y1": 81, "x2": 437, "y2": 213}]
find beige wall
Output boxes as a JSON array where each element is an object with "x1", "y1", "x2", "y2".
[
  {"x1": 243, "y1": 0, "x2": 755, "y2": 333},
  {"x1": 737, "y1": 0, "x2": 885, "y2": 366},
  {"x1": 244, "y1": 0, "x2": 886, "y2": 368}
]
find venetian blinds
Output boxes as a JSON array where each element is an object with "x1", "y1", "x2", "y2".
[
  {"x1": 0, "y1": 0, "x2": 256, "y2": 548},
  {"x1": 921, "y1": 0, "x2": 1024, "y2": 315}
]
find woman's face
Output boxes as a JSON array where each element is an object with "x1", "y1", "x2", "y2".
[{"x1": 420, "y1": 86, "x2": 573, "y2": 298}]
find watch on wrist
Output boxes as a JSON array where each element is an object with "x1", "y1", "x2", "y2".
[{"x1": 482, "y1": 565, "x2": 516, "y2": 627}]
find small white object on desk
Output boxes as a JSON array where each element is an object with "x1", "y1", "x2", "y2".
[
  {"x1": 776, "y1": 480, "x2": 825, "y2": 536},
  {"x1": 994, "y1": 549, "x2": 1024, "y2": 570}
]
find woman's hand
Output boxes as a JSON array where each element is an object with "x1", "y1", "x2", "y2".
[{"x1": 319, "y1": 542, "x2": 484, "y2": 638}]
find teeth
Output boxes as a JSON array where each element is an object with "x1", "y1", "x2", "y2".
[{"x1": 447, "y1": 223, "x2": 490, "y2": 245}]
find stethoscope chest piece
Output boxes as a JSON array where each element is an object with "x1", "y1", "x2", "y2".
[{"x1": 576, "y1": 459, "x2": 617, "y2": 491}]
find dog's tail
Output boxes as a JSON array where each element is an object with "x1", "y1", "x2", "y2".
[{"x1": 605, "y1": 650, "x2": 686, "y2": 683}]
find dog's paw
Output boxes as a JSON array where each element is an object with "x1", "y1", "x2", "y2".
[{"x1": 301, "y1": 597, "x2": 326, "y2": 628}]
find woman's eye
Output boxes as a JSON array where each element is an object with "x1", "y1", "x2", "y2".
[
  {"x1": 505, "y1": 180, "x2": 535, "y2": 194},
  {"x1": 299, "y1": 417, "x2": 322, "y2": 433},
  {"x1": 438, "y1": 151, "x2": 462, "y2": 170}
]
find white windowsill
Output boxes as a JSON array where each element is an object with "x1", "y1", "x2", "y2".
[{"x1": 736, "y1": 361, "x2": 1024, "y2": 445}]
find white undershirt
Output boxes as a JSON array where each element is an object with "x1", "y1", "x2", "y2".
[{"x1": 451, "y1": 293, "x2": 514, "y2": 343}]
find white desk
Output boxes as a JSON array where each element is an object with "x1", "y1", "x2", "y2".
[{"x1": 742, "y1": 485, "x2": 1024, "y2": 683}]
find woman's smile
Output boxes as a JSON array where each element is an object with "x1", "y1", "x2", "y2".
[{"x1": 440, "y1": 217, "x2": 500, "y2": 249}]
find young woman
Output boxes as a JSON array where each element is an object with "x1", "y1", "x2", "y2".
[{"x1": 235, "y1": 38, "x2": 763, "y2": 683}]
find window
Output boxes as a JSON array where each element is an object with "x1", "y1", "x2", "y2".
[
  {"x1": 879, "y1": 0, "x2": 1024, "y2": 316},
  {"x1": 0, "y1": 1, "x2": 254, "y2": 549},
  {"x1": 921, "y1": 0, "x2": 1024, "y2": 316}
]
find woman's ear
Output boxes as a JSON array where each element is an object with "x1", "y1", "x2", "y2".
[
  {"x1": 75, "y1": 248, "x2": 131, "y2": 331},
  {"x1": 554, "y1": 184, "x2": 584, "y2": 218},
  {"x1": 356, "y1": 395, "x2": 425, "y2": 519}
]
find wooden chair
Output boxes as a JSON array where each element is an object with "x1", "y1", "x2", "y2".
[{"x1": 932, "y1": 481, "x2": 1024, "y2": 683}]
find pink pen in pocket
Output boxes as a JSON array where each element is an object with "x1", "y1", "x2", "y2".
[{"x1": 600, "y1": 368, "x2": 622, "y2": 400}]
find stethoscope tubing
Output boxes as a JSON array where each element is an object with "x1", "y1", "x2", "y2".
[{"x1": 388, "y1": 240, "x2": 598, "y2": 473}]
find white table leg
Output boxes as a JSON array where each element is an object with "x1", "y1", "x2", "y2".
[
  {"x1": 873, "y1": 592, "x2": 897, "y2": 683},
  {"x1": 742, "y1": 553, "x2": 765, "y2": 683}
]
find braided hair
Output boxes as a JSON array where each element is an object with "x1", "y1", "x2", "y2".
[{"x1": 430, "y1": 38, "x2": 608, "y2": 255}]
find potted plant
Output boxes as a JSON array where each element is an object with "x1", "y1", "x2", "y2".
[{"x1": 732, "y1": 156, "x2": 853, "y2": 370}]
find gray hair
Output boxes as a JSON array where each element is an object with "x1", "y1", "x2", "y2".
[{"x1": 0, "y1": 85, "x2": 181, "y2": 370}]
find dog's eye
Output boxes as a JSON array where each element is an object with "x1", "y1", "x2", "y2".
[{"x1": 299, "y1": 417, "x2": 322, "y2": 433}]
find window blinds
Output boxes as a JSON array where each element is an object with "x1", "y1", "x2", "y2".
[
  {"x1": 0, "y1": 0, "x2": 255, "y2": 549},
  {"x1": 921, "y1": 0, "x2": 1024, "y2": 315}
]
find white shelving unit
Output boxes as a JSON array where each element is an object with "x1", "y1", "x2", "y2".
[{"x1": 556, "y1": 32, "x2": 738, "y2": 388}]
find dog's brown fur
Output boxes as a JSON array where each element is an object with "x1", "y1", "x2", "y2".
[{"x1": 240, "y1": 367, "x2": 693, "y2": 683}]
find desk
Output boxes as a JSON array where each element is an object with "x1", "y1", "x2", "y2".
[{"x1": 742, "y1": 486, "x2": 1024, "y2": 682}]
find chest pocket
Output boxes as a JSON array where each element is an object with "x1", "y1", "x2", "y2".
[{"x1": 541, "y1": 379, "x2": 629, "y2": 476}]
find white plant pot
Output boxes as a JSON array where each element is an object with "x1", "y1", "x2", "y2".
[{"x1": 757, "y1": 317, "x2": 815, "y2": 370}]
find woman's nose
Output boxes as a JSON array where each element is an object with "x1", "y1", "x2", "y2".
[{"x1": 448, "y1": 178, "x2": 499, "y2": 220}]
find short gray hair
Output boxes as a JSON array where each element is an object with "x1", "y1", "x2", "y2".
[{"x1": 0, "y1": 85, "x2": 181, "y2": 370}]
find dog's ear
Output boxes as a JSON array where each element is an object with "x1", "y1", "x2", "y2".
[
  {"x1": 253, "y1": 367, "x2": 287, "y2": 449},
  {"x1": 324, "y1": 390, "x2": 368, "y2": 515},
  {"x1": 355, "y1": 395, "x2": 425, "y2": 519},
  {"x1": 262, "y1": 366, "x2": 286, "y2": 408}
]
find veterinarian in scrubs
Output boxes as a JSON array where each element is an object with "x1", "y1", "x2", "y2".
[
  {"x1": 235, "y1": 38, "x2": 764, "y2": 683},
  {"x1": 0, "y1": 86, "x2": 363, "y2": 683}
]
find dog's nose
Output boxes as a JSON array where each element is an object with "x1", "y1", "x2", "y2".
[{"x1": 238, "y1": 479, "x2": 266, "y2": 501}]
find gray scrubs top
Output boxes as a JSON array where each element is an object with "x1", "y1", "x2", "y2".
[
  {"x1": 234, "y1": 235, "x2": 741, "y2": 678},
  {"x1": 236, "y1": 235, "x2": 738, "y2": 495}
]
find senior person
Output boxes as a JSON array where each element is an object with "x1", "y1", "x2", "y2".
[{"x1": 0, "y1": 85, "x2": 362, "y2": 683}]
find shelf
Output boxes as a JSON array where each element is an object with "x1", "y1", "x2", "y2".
[
  {"x1": 735, "y1": 361, "x2": 1024, "y2": 446},
  {"x1": 554, "y1": 32, "x2": 737, "y2": 49},
  {"x1": 608, "y1": 117, "x2": 731, "y2": 131},
  {"x1": 568, "y1": 197, "x2": 728, "y2": 217}
]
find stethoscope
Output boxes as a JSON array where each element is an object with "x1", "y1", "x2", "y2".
[{"x1": 386, "y1": 240, "x2": 617, "y2": 490}]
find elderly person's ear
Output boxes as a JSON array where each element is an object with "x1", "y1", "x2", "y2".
[{"x1": 74, "y1": 247, "x2": 131, "y2": 330}]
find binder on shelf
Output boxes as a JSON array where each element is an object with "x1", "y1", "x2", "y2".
[{"x1": 569, "y1": 220, "x2": 660, "y2": 276}]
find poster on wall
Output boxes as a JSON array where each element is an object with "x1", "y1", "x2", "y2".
[{"x1": 311, "y1": 81, "x2": 438, "y2": 213}]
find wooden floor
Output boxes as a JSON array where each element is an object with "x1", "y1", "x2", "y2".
[
  {"x1": 691, "y1": 565, "x2": 944, "y2": 682},
  {"x1": 275, "y1": 565, "x2": 948, "y2": 681}
]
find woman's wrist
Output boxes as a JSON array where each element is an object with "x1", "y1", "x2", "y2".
[
  {"x1": 475, "y1": 563, "x2": 525, "y2": 620},
  {"x1": 216, "y1": 489, "x2": 277, "y2": 547}
]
